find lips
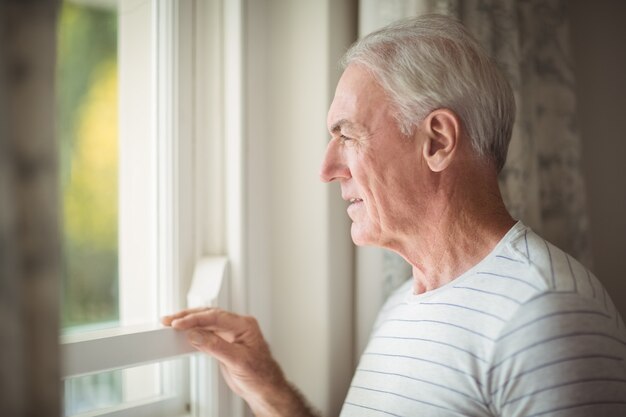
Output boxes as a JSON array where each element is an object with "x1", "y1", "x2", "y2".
[{"x1": 349, "y1": 198, "x2": 363, "y2": 205}]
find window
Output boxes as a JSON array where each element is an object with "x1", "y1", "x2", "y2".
[
  {"x1": 58, "y1": 0, "x2": 119, "y2": 333},
  {"x1": 59, "y1": 0, "x2": 244, "y2": 416}
]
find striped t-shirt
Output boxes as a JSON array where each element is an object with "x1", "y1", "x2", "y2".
[{"x1": 340, "y1": 222, "x2": 626, "y2": 416}]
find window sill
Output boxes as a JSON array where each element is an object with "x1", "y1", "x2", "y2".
[{"x1": 62, "y1": 324, "x2": 196, "y2": 379}]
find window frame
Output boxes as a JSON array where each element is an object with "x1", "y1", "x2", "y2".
[
  {"x1": 61, "y1": 257, "x2": 229, "y2": 417},
  {"x1": 60, "y1": 0, "x2": 245, "y2": 416}
]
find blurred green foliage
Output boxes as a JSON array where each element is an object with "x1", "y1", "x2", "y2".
[{"x1": 57, "y1": 2, "x2": 119, "y2": 329}]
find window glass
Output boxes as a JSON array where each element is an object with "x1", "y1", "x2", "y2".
[
  {"x1": 63, "y1": 359, "x2": 185, "y2": 417},
  {"x1": 57, "y1": 0, "x2": 119, "y2": 330}
]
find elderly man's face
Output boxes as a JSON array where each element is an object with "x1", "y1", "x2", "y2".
[{"x1": 321, "y1": 64, "x2": 428, "y2": 248}]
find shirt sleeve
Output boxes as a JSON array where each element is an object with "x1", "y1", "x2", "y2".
[{"x1": 487, "y1": 291, "x2": 626, "y2": 417}]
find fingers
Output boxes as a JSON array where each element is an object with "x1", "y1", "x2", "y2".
[
  {"x1": 169, "y1": 308, "x2": 256, "y2": 336},
  {"x1": 186, "y1": 329, "x2": 244, "y2": 369},
  {"x1": 161, "y1": 307, "x2": 213, "y2": 326},
  {"x1": 163, "y1": 308, "x2": 261, "y2": 347}
]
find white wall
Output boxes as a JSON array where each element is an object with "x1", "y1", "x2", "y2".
[
  {"x1": 245, "y1": 1, "x2": 358, "y2": 415},
  {"x1": 570, "y1": 0, "x2": 626, "y2": 317}
]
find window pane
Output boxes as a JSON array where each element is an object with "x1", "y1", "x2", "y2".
[
  {"x1": 64, "y1": 369, "x2": 122, "y2": 415},
  {"x1": 57, "y1": 0, "x2": 119, "y2": 330},
  {"x1": 63, "y1": 358, "x2": 187, "y2": 417}
]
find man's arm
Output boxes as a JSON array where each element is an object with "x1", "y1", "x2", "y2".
[{"x1": 162, "y1": 308, "x2": 320, "y2": 417}]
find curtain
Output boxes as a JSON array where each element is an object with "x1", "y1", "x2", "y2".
[
  {"x1": 0, "y1": 0, "x2": 61, "y2": 415},
  {"x1": 355, "y1": 0, "x2": 590, "y2": 354}
]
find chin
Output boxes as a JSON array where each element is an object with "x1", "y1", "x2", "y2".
[{"x1": 350, "y1": 224, "x2": 378, "y2": 247}]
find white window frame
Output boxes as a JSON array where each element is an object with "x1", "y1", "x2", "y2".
[
  {"x1": 61, "y1": 257, "x2": 230, "y2": 417},
  {"x1": 60, "y1": 0, "x2": 246, "y2": 416}
]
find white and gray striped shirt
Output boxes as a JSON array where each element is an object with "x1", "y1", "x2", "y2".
[{"x1": 340, "y1": 222, "x2": 626, "y2": 416}]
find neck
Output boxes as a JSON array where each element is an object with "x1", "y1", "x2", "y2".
[{"x1": 390, "y1": 168, "x2": 515, "y2": 294}]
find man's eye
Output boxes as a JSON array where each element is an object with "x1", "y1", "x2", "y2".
[{"x1": 339, "y1": 134, "x2": 352, "y2": 143}]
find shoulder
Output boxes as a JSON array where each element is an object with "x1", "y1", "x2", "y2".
[
  {"x1": 507, "y1": 225, "x2": 600, "y2": 297},
  {"x1": 490, "y1": 228, "x2": 626, "y2": 355},
  {"x1": 482, "y1": 224, "x2": 626, "y2": 415},
  {"x1": 487, "y1": 282, "x2": 626, "y2": 416},
  {"x1": 475, "y1": 223, "x2": 611, "y2": 309}
]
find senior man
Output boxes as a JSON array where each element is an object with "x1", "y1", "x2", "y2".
[{"x1": 163, "y1": 14, "x2": 626, "y2": 417}]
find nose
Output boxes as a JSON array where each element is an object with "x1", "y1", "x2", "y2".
[{"x1": 319, "y1": 138, "x2": 351, "y2": 183}]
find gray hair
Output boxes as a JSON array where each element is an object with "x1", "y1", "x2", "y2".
[{"x1": 342, "y1": 14, "x2": 515, "y2": 172}]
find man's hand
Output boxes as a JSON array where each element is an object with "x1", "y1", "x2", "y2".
[{"x1": 162, "y1": 308, "x2": 319, "y2": 417}]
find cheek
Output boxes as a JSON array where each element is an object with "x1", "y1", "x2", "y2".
[
  {"x1": 364, "y1": 158, "x2": 421, "y2": 225},
  {"x1": 358, "y1": 152, "x2": 389, "y2": 190},
  {"x1": 360, "y1": 153, "x2": 402, "y2": 196},
  {"x1": 351, "y1": 142, "x2": 418, "y2": 206},
  {"x1": 356, "y1": 166, "x2": 394, "y2": 231}
]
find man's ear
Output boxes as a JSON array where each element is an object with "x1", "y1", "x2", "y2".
[{"x1": 419, "y1": 109, "x2": 461, "y2": 173}]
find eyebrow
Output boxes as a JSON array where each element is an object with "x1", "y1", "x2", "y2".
[{"x1": 329, "y1": 119, "x2": 364, "y2": 134}]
